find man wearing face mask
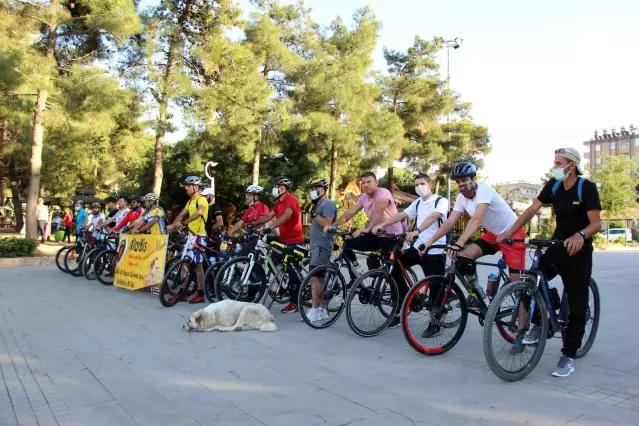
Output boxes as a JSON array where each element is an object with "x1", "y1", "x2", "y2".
[
  {"x1": 74, "y1": 201, "x2": 89, "y2": 235},
  {"x1": 424, "y1": 162, "x2": 526, "y2": 309},
  {"x1": 306, "y1": 178, "x2": 337, "y2": 323},
  {"x1": 372, "y1": 172, "x2": 449, "y2": 330},
  {"x1": 229, "y1": 185, "x2": 270, "y2": 256},
  {"x1": 253, "y1": 176, "x2": 304, "y2": 313},
  {"x1": 498, "y1": 148, "x2": 601, "y2": 378}
]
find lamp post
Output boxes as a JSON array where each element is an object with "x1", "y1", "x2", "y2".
[
  {"x1": 439, "y1": 37, "x2": 463, "y2": 202},
  {"x1": 204, "y1": 161, "x2": 218, "y2": 195}
]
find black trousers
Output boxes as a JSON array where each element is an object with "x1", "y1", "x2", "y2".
[
  {"x1": 344, "y1": 233, "x2": 394, "y2": 270},
  {"x1": 63, "y1": 226, "x2": 72, "y2": 243},
  {"x1": 539, "y1": 243, "x2": 593, "y2": 359},
  {"x1": 392, "y1": 247, "x2": 447, "y2": 306}
]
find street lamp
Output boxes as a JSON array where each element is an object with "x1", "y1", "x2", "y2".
[{"x1": 205, "y1": 161, "x2": 218, "y2": 195}]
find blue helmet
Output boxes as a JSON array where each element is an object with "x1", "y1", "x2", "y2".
[
  {"x1": 450, "y1": 162, "x2": 477, "y2": 180},
  {"x1": 183, "y1": 176, "x2": 203, "y2": 186}
]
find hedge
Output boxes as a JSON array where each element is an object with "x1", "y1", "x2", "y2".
[{"x1": 0, "y1": 238, "x2": 39, "y2": 258}]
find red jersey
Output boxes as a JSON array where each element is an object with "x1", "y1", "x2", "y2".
[
  {"x1": 241, "y1": 201, "x2": 269, "y2": 224},
  {"x1": 63, "y1": 213, "x2": 73, "y2": 227},
  {"x1": 114, "y1": 207, "x2": 143, "y2": 231},
  {"x1": 273, "y1": 192, "x2": 303, "y2": 244}
]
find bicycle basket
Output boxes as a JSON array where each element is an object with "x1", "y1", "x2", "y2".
[{"x1": 455, "y1": 256, "x2": 477, "y2": 276}]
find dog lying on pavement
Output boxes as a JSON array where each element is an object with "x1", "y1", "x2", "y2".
[{"x1": 183, "y1": 299, "x2": 277, "y2": 332}]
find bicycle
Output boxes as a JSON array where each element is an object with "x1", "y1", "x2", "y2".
[
  {"x1": 298, "y1": 229, "x2": 380, "y2": 329},
  {"x1": 483, "y1": 238, "x2": 600, "y2": 382},
  {"x1": 202, "y1": 234, "x2": 243, "y2": 303},
  {"x1": 344, "y1": 230, "x2": 421, "y2": 337},
  {"x1": 63, "y1": 231, "x2": 92, "y2": 277},
  {"x1": 80, "y1": 231, "x2": 117, "y2": 280},
  {"x1": 213, "y1": 229, "x2": 309, "y2": 308}
]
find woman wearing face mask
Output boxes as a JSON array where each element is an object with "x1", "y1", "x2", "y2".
[
  {"x1": 498, "y1": 148, "x2": 601, "y2": 378},
  {"x1": 229, "y1": 185, "x2": 270, "y2": 256},
  {"x1": 372, "y1": 173, "x2": 450, "y2": 330}
]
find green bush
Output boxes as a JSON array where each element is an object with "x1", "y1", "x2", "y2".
[
  {"x1": 592, "y1": 233, "x2": 604, "y2": 245},
  {"x1": 609, "y1": 221, "x2": 624, "y2": 229},
  {"x1": 0, "y1": 238, "x2": 39, "y2": 258},
  {"x1": 537, "y1": 219, "x2": 556, "y2": 240},
  {"x1": 614, "y1": 236, "x2": 626, "y2": 245}
]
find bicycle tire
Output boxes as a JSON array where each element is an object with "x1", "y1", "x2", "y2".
[
  {"x1": 345, "y1": 269, "x2": 399, "y2": 337},
  {"x1": 214, "y1": 256, "x2": 267, "y2": 303},
  {"x1": 401, "y1": 276, "x2": 468, "y2": 356},
  {"x1": 64, "y1": 246, "x2": 84, "y2": 277},
  {"x1": 95, "y1": 249, "x2": 116, "y2": 286},
  {"x1": 159, "y1": 258, "x2": 192, "y2": 307},
  {"x1": 204, "y1": 261, "x2": 226, "y2": 303},
  {"x1": 563, "y1": 277, "x2": 600, "y2": 359},
  {"x1": 483, "y1": 280, "x2": 549, "y2": 382},
  {"x1": 55, "y1": 246, "x2": 72, "y2": 273},
  {"x1": 80, "y1": 247, "x2": 101, "y2": 280},
  {"x1": 299, "y1": 264, "x2": 347, "y2": 329}
]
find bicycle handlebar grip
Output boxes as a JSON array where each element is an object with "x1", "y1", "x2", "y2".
[{"x1": 418, "y1": 244, "x2": 426, "y2": 251}]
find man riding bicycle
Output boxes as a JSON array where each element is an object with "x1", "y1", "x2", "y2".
[
  {"x1": 228, "y1": 185, "x2": 270, "y2": 256},
  {"x1": 372, "y1": 172, "x2": 449, "y2": 331},
  {"x1": 167, "y1": 176, "x2": 210, "y2": 304},
  {"x1": 253, "y1": 176, "x2": 304, "y2": 314},
  {"x1": 498, "y1": 148, "x2": 601, "y2": 378}
]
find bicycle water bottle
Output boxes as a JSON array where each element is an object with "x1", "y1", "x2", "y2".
[
  {"x1": 486, "y1": 273, "x2": 499, "y2": 298},
  {"x1": 209, "y1": 256, "x2": 217, "y2": 265}
]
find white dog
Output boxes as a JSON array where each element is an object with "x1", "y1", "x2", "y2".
[{"x1": 183, "y1": 299, "x2": 277, "y2": 332}]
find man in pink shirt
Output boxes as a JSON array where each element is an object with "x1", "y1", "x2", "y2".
[{"x1": 324, "y1": 171, "x2": 401, "y2": 270}]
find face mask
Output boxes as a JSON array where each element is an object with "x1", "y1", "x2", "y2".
[
  {"x1": 272, "y1": 187, "x2": 280, "y2": 198},
  {"x1": 459, "y1": 181, "x2": 478, "y2": 199},
  {"x1": 415, "y1": 184, "x2": 430, "y2": 198},
  {"x1": 247, "y1": 198, "x2": 255, "y2": 206},
  {"x1": 74, "y1": 206, "x2": 80, "y2": 211},
  {"x1": 310, "y1": 190, "x2": 320, "y2": 201},
  {"x1": 551, "y1": 166, "x2": 571, "y2": 182}
]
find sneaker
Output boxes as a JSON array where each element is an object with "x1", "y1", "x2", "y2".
[
  {"x1": 523, "y1": 325, "x2": 541, "y2": 345},
  {"x1": 466, "y1": 295, "x2": 481, "y2": 311},
  {"x1": 551, "y1": 355, "x2": 575, "y2": 378},
  {"x1": 509, "y1": 332, "x2": 526, "y2": 355},
  {"x1": 281, "y1": 303, "x2": 298, "y2": 314},
  {"x1": 307, "y1": 308, "x2": 318, "y2": 322},
  {"x1": 188, "y1": 293, "x2": 205, "y2": 304},
  {"x1": 388, "y1": 316, "x2": 401, "y2": 328},
  {"x1": 317, "y1": 308, "x2": 329, "y2": 321},
  {"x1": 420, "y1": 324, "x2": 441, "y2": 338},
  {"x1": 168, "y1": 292, "x2": 187, "y2": 303}
]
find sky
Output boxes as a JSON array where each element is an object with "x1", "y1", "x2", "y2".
[{"x1": 140, "y1": 0, "x2": 639, "y2": 184}]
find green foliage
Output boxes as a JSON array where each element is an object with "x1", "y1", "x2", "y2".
[
  {"x1": 590, "y1": 154, "x2": 639, "y2": 222},
  {"x1": 537, "y1": 218, "x2": 556, "y2": 240},
  {"x1": 609, "y1": 221, "x2": 625, "y2": 229},
  {"x1": 614, "y1": 236, "x2": 626, "y2": 245},
  {"x1": 0, "y1": 238, "x2": 38, "y2": 258}
]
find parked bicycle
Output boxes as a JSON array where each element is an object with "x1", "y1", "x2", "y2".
[{"x1": 80, "y1": 231, "x2": 117, "y2": 280}]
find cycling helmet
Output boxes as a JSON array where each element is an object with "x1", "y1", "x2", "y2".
[
  {"x1": 144, "y1": 193, "x2": 159, "y2": 202},
  {"x1": 130, "y1": 195, "x2": 143, "y2": 203},
  {"x1": 273, "y1": 176, "x2": 293, "y2": 188},
  {"x1": 246, "y1": 185, "x2": 263, "y2": 194},
  {"x1": 307, "y1": 178, "x2": 329, "y2": 188},
  {"x1": 90, "y1": 202, "x2": 101, "y2": 208},
  {"x1": 183, "y1": 175, "x2": 203, "y2": 186},
  {"x1": 450, "y1": 162, "x2": 477, "y2": 180}
]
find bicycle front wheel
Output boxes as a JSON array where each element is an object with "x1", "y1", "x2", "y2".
[
  {"x1": 159, "y1": 258, "x2": 192, "y2": 307},
  {"x1": 55, "y1": 246, "x2": 71, "y2": 273},
  {"x1": 299, "y1": 264, "x2": 347, "y2": 329},
  {"x1": 204, "y1": 261, "x2": 226, "y2": 303},
  {"x1": 95, "y1": 249, "x2": 116, "y2": 286},
  {"x1": 214, "y1": 257, "x2": 266, "y2": 303},
  {"x1": 563, "y1": 277, "x2": 600, "y2": 359},
  {"x1": 345, "y1": 269, "x2": 399, "y2": 337},
  {"x1": 80, "y1": 248, "x2": 101, "y2": 280},
  {"x1": 483, "y1": 280, "x2": 549, "y2": 382},
  {"x1": 64, "y1": 246, "x2": 84, "y2": 277},
  {"x1": 401, "y1": 275, "x2": 467, "y2": 356}
]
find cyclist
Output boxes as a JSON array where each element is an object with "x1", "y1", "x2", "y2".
[
  {"x1": 113, "y1": 196, "x2": 144, "y2": 233},
  {"x1": 202, "y1": 187, "x2": 224, "y2": 237},
  {"x1": 88, "y1": 203, "x2": 106, "y2": 243},
  {"x1": 74, "y1": 201, "x2": 89, "y2": 235},
  {"x1": 324, "y1": 171, "x2": 401, "y2": 270},
  {"x1": 167, "y1": 176, "x2": 209, "y2": 304},
  {"x1": 100, "y1": 197, "x2": 129, "y2": 230},
  {"x1": 97, "y1": 197, "x2": 118, "y2": 232},
  {"x1": 253, "y1": 176, "x2": 304, "y2": 313},
  {"x1": 306, "y1": 178, "x2": 337, "y2": 323},
  {"x1": 424, "y1": 162, "x2": 526, "y2": 308},
  {"x1": 372, "y1": 172, "x2": 449, "y2": 331},
  {"x1": 497, "y1": 148, "x2": 601, "y2": 377},
  {"x1": 229, "y1": 185, "x2": 270, "y2": 255},
  {"x1": 132, "y1": 193, "x2": 167, "y2": 235}
]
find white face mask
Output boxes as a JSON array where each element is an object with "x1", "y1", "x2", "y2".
[
  {"x1": 551, "y1": 166, "x2": 570, "y2": 182},
  {"x1": 310, "y1": 190, "x2": 320, "y2": 200},
  {"x1": 272, "y1": 187, "x2": 280, "y2": 198},
  {"x1": 415, "y1": 184, "x2": 431, "y2": 198}
]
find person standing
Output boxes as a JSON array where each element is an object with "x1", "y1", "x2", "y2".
[
  {"x1": 74, "y1": 201, "x2": 89, "y2": 236},
  {"x1": 36, "y1": 198, "x2": 50, "y2": 242},
  {"x1": 202, "y1": 187, "x2": 224, "y2": 238},
  {"x1": 63, "y1": 208, "x2": 73, "y2": 243},
  {"x1": 228, "y1": 185, "x2": 270, "y2": 256}
]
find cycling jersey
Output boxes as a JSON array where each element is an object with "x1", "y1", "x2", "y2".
[
  {"x1": 273, "y1": 192, "x2": 303, "y2": 244},
  {"x1": 114, "y1": 207, "x2": 143, "y2": 232},
  {"x1": 185, "y1": 196, "x2": 208, "y2": 235},
  {"x1": 143, "y1": 206, "x2": 167, "y2": 235},
  {"x1": 241, "y1": 201, "x2": 269, "y2": 225},
  {"x1": 453, "y1": 182, "x2": 516, "y2": 235}
]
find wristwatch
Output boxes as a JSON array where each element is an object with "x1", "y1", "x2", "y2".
[{"x1": 578, "y1": 231, "x2": 586, "y2": 239}]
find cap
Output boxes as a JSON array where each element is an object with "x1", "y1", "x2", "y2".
[
  {"x1": 554, "y1": 148, "x2": 584, "y2": 175},
  {"x1": 202, "y1": 188, "x2": 215, "y2": 196}
]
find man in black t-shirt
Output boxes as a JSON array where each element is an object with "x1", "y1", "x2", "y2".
[
  {"x1": 98, "y1": 197, "x2": 119, "y2": 231},
  {"x1": 202, "y1": 188, "x2": 224, "y2": 250},
  {"x1": 499, "y1": 147, "x2": 601, "y2": 378}
]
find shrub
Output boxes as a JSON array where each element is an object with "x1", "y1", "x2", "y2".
[
  {"x1": 592, "y1": 233, "x2": 604, "y2": 245},
  {"x1": 614, "y1": 236, "x2": 626, "y2": 245},
  {"x1": 0, "y1": 238, "x2": 39, "y2": 258},
  {"x1": 537, "y1": 219, "x2": 556, "y2": 240},
  {"x1": 609, "y1": 221, "x2": 624, "y2": 229}
]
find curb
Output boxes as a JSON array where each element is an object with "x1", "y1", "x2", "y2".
[{"x1": 0, "y1": 256, "x2": 56, "y2": 268}]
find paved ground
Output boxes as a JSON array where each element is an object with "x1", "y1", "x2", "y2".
[{"x1": 0, "y1": 252, "x2": 638, "y2": 426}]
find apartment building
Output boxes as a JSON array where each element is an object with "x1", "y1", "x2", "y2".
[{"x1": 583, "y1": 125, "x2": 639, "y2": 171}]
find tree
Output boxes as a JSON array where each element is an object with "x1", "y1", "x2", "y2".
[
  {"x1": 590, "y1": 154, "x2": 639, "y2": 229},
  {"x1": 1, "y1": 0, "x2": 139, "y2": 238}
]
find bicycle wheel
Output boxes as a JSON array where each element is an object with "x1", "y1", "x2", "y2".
[
  {"x1": 64, "y1": 246, "x2": 84, "y2": 277},
  {"x1": 95, "y1": 249, "x2": 116, "y2": 286},
  {"x1": 401, "y1": 276, "x2": 468, "y2": 356},
  {"x1": 204, "y1": 261, "x2": 226, "y2": 303},
  {"x1": 214, "y1": 256, "x2": 266, "y2": 303},
  {"x1": 159, "y1": 258, "x2": 192, "y2": 307},
  {"x1": 483, "y1": 280, "x2": 549, "y2": 382},
  {"x1": 80, "y1": 248, "x2": 101, "y2": 280},
  {"x1": 562, "y1": 278, "x2": 600, "y2": 359},
  {"x1": 55, "y1": 246, "x2": 71, "y2": 273},
  {"x1": 299, "y1": 265, "x2": 347, "y2": 329},
  {"x1": 345, "y1": 269, "x2": 399, "y2": 337}
]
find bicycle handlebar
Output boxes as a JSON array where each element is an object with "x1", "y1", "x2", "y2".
[{"x1": 502, "y1": 238, "x2": 563, "y2": 247}]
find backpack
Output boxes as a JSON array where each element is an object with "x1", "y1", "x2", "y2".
[
  {"x1": 412, "y1": 197, "x2": 452, "y2": 245},
  {"x1": 551, "y1": 177, "x2": 584, "y2": 202}
]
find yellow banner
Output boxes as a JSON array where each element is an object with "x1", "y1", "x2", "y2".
[{"x1": 114, "y1": 234, "x2": 168, "y2": 291}]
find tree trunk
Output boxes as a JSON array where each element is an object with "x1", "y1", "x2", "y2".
[
  {"x1": 387, "y1": 167, "x2": 394, "y2": 192},
  {"x1": 152, "y1": 100, "x2": 166, "y2": 196},
  {"x1": 329, "y1": 140, "x2": 337, "y2": 199},
  {"x1": 0, "y1": 120, "x2": 6, "y2": 208},
  {"x1": 8, "y1": 159, "x2": 22, "y2": 232},
  {"x1": 251, "y1": 129, "x2": 260, "y2": 185}
]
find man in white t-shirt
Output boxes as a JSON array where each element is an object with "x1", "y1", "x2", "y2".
[
  {"x1": 372, "y1": 172, "x2": 449, "y2": 331},
  {"x1": 424, "y1": 162, "x2": 526, "y2": 308}
]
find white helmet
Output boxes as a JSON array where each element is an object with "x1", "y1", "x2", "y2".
[{"x1": 246, "y1": 185, "x2": 263, "y2": 194}]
